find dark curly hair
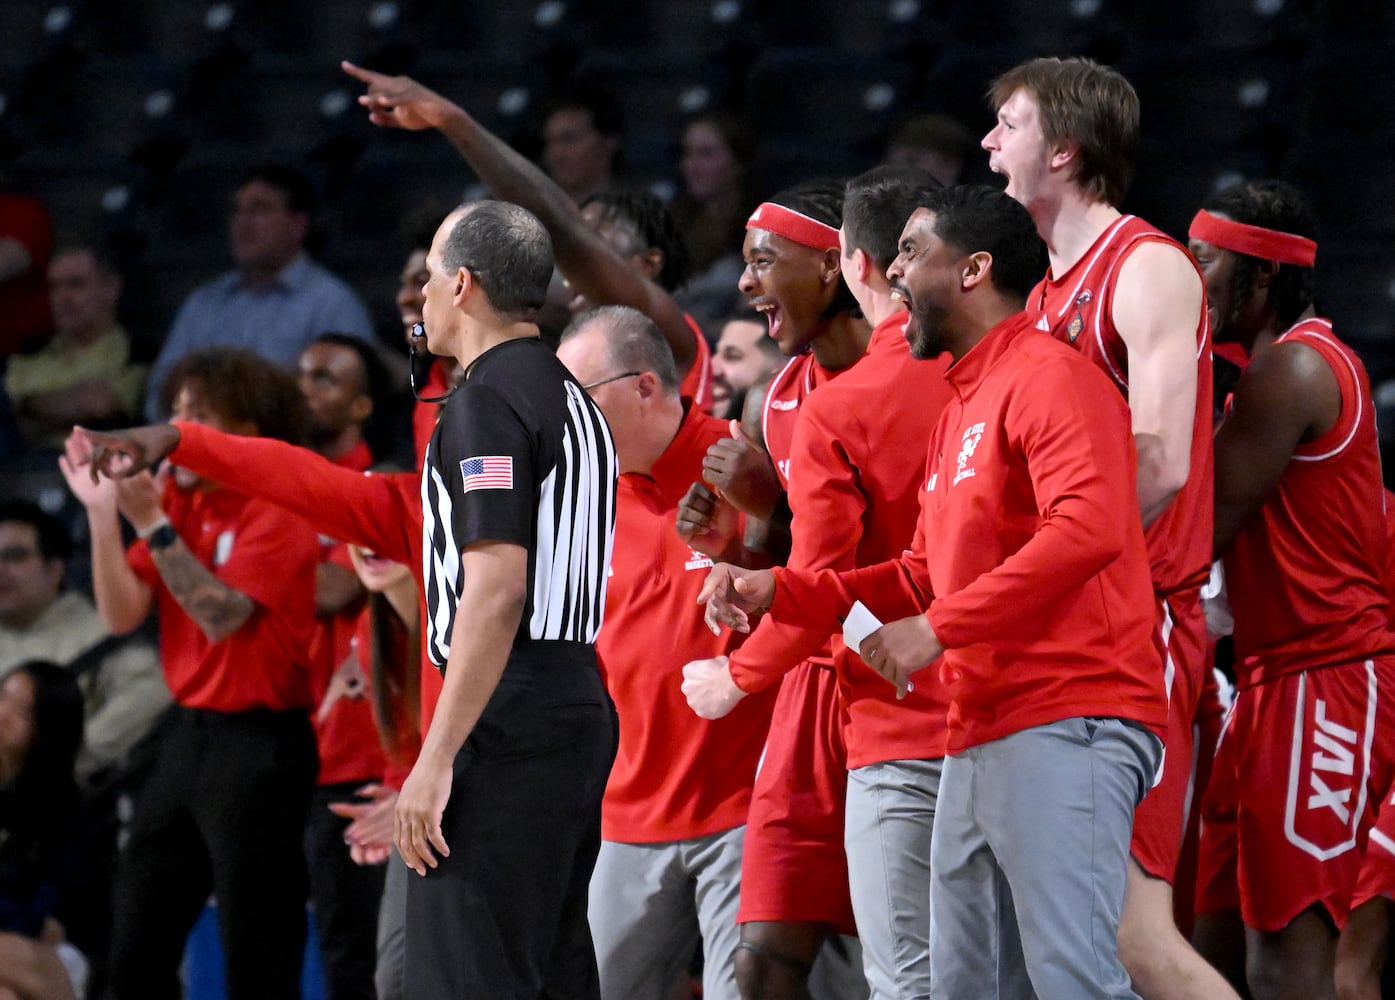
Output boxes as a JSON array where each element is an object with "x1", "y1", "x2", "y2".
[{"x1": 157, "y1": 348, "x2": 309, "y2": 444}]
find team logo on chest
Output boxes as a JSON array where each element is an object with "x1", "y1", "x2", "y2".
[
  {"x1": 685, "y1": 548, "x2": 715, "y2": 572},
  {"x1": 1067, "y1": 290, "x2": 1093, "y2": 343},
  {"x1": 953, "y1": 422, "x2": 985, "y2": 486}
]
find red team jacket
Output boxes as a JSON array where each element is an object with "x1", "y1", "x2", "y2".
[
  {"x1": 769, "y1": 313, "x2": 1168, "y2": 753},
  {"x1": 1222, "y1": 319, "x2": 1395, "y2": 686},
  {"x1": 309, "y1": 440, "x2": 389, "y2": 787},
  {"x1": 726, "y1": 313, "x2": 958, "y2": 767},
  {"x1": 599, "y1": 401, "x2": 775, "y2": 843}
]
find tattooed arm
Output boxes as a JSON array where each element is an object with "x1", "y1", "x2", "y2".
[
  {"x1": 146, "y1": 538, "x2": 256, "y2": 642},
  {"x1": 113, "y1": 474, "x2": 256, "y2": 643}
]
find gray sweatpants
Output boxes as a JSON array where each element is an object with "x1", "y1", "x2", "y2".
[
  {"x1": 845, "y1": 758, "x2": 942, "y2": 1000},
  {"x1": 588, "y1": 826, "x2": 745, "y2": 1000},
  {"x1": 929, "y1": 717, "x2": 1162, "y2": 1000}
]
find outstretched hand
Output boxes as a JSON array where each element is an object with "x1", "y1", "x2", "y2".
[
  {"x1": 342, "y1": 61, "x2": 461, "y2": 132},
  {"x1": 70, "y1": 424, "x2": 181, "y2": 483},
  {"x1": 697, "y1": 563, "x2": 775, "y2": 635}
]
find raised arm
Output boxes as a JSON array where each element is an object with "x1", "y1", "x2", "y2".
[
  {"x1": 342, "y1": 62, "x2": 697, "y2": 375},
  {"x1": 1111, "y1": 241, "x2": 1205, "y2": 526},
  {"x1": 83, "y1": 421, "x2": 420, "y2": 565},
  {"x1": 59, "y1": 435, "x2": 152, "y2": 635}
]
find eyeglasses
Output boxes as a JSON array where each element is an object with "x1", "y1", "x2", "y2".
[
  {"x1": 581, "y1": 371, "x2": 642, "y2": 392},
  {"x1": 0, "y1": 546, "x2": 42, "y2": 565}
]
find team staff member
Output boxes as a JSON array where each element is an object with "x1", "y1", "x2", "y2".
[
  {"x1": 402, "y1": 201, "x2": 619, "y2": 997},
  {"x1": 554, "y1": 305, "x2": 775, "y2": 1000},
  {"x1": 77, "y1": 414, "x2": 426, "y2": 1000},
  {"x1": 297, "y1": 332, "x2": 389, "y2": 1000},
  {"x1": 701, "y1": 185, "x2": 1167, "y2": 1000},
  {"x1": 981, "y1": 56, "x2": 1226, "y2": 1000},
  {"x1": 1193, "y1": 180, "x2": 1395, "y2": 1000},
  {"x1": 683, "y1": 165, "x2": 956, "y2": 1000},
  {"x1": 683, "y1": 180, "x2": 871, "y2": 1000},
  {"x1": 61, "y1": 349, "x2": 320, "y2": 1000},
  {"x1": 343, "y1": 62, "x2": 714, "y2": 412}
]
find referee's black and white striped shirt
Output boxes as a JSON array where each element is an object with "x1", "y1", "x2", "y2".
[{"x1": 420, "y1": 337, "x2": 618, "y2": 670}]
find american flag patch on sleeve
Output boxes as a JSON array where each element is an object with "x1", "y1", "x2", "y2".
[{"x1": 460, "y1": 455, "x2": 513, "y2": 493}]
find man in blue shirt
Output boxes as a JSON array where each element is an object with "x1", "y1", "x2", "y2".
[{"x1": 145, "y1": 165, "x2": 373, "y2": 418}]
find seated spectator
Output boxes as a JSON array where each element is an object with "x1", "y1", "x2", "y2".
[
  {"x1": 0, "y1": 500, "x2": 168, "y2": 789},
  {"x1": 0, "y1": 659, "x2": 88, "y2": 1000},
  {"x1": 672, "y1": 112, "x2": 759, "y2": 333},
  {"x1": 540, "y1": 83, "x2": 625, "y2": 204},
  {"x1": 882, "y1": 114, "x2": 974, "y2": 187},
  {"x1": 143, "y1": 165, "x2": 373, "y2": 419},
  {"x1": 5, "y1": 247, "x2": 146, "y2": 452}
]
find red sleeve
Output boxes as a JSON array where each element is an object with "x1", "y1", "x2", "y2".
[
  {"x1": 173, "y1": 422, "x2": 419, "y2": 565},
  {"x1": 679, "y1": 314, "x2": 714, "y2": 414},
  {"x1": 726, "y1": 400, "x2": 868, "y2": 691},
  {"x1": 768, "y1": 515, "x2": 933, "y2": 635},
  {"x1": 927, "y1": 356, "x2": 1137, "y2": 649}
]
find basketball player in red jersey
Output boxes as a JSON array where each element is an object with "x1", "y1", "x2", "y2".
[
  {"x1": 981, "y1": 56, "x2": 1232, "y2": 1000},
  {"x1": 683, "y1": 180, "x2": 871, "y2": 1000},
  {"x1": 1192, "y1": 179, "x2": 1395, "y2": 1000}
]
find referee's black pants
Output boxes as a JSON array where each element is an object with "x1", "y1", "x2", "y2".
[
  {"x1": 404, "y1": 694, "x2": 618, "y2": 999},
  {"x1": 108, "y1": 705, "x2": 318, "y2": 1000}
]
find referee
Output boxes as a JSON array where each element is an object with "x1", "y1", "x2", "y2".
[{"x1": 398, "y1": 200, "x2": 620, "y2": 997}]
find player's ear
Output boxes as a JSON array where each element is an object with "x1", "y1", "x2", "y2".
[{"x1": 962, "y1": 250, "x2": 993, "y2": 290}]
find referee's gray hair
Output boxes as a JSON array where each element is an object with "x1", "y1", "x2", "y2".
[
  {"x1": 439, "y1": 201, "x2": 554, "y2": 319},
  {"x1": 561, "y1": 305, "x2": 680, "y2": 393}
]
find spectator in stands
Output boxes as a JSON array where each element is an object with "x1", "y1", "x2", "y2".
[
  {"x1": 883, "y1": 114, "x2": 974, "y2": 187},
  {"x1": 672, "y1": 111, "x2": 760, "y2": 332},
  {"x1": 62, "y1": 348, "x2": 321, "y2": 1000},
  {"x1": 0, "y1": 659, "x2": 88, "y2": 1000},
  {"x1": 143, "y1": 165, "x2": 373, "y2": 419},
  {"x1": 6, "y1": 247, "x2": 146, "y2": 452},
  {"x1": 709, "y1": 307, "x2": 784, "y2": 420},
  {"x1": 0, "y1": 499, "x2": 168, "y2": 790},
  {"x1": 0, "y1": 165, "x2": 53, "y2": 358},
  {"x1": 541, "y1": 84, "x2": 624, "y2": 204}
]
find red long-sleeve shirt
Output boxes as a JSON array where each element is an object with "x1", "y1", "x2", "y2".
[
  {"x1": 769, "y1": 313, "x2": 1167, "y2": 753},
  {"x1": 171, "y1": 421, "x2": 430, "y2": 781},
  {"x1": 599, "y1": 402, "x2": 774, "y2": 842},
  {"x1": 727, "y1": 314, "x2": 957, "y2": 766},
  {"x1": 309, "y1": 440, "x2": 388, "y2": 786}
]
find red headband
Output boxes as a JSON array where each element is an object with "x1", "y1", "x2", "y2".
[
  {"x1": 1188, "y1": 210, "x2": 1317, "y2": 267},
  {"x1": 746, "y1": 202, "x2": 840, "y2": 251}
]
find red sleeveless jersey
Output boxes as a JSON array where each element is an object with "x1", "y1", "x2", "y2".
[
  {"x1": 761, "y1": 352, "x2": 838, "y2": 489},
  {"x1": 1223, "y1": 319, "x2": 1395, "y2": 685},
  {"x1": 1027, "y1": 215, "x2": 1213, "y2": 596}
]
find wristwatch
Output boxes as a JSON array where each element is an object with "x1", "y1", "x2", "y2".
[{"x1": 140, "y1": 518, "x2": 179, "y2": 551}]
